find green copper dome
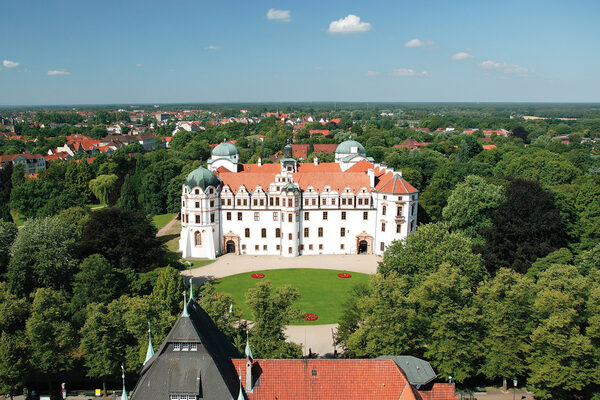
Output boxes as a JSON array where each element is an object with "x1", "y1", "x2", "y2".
[
  {"x1": 184, "y1": 166, "x2": 220, "y2": 191},
  {"x1": 335, "y1": 140, "x2": 366, "y2": 155},
  {"x1": 212, "y1": 142, "x2": 239, "y2": 157},
  {"x1": 281, "y1": 182, "x2": 300, "y2": 194}
]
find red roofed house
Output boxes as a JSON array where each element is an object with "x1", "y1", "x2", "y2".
[
  {"x1": 309, "y1": 129, "x2": 330, "y2": 137},
  {"x1": 291, "y1": 144, "x2": 309, "y2": 159},
  {"x1": 313, "y1": 143, "x2": 338, "y2": 154},
  {"x1": 180, "y1": 139, "x2": 418, "y2": 259},
  {"x1": 395, "y1": 138, "x2": 430, "y2": 151},
  {"x1": 482, "y1": 144, "x2": 497, "y2": 150}
]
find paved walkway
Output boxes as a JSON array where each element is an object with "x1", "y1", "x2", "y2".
[
  {"x1": 156, "y1": 214, "x2": 179, "y2": 237},
  {"x1": 186, "y1": 253, "x2": 380, "y2": 283},
  {"x1": 284, "y1": 323, "x2": 339, "y2": 357}
]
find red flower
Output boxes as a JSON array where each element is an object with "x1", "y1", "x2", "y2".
[
  {"x1": 304, "y1": 313, "x2": 318, "y2": 321},
  {"x1": 251, "y1": 273, "x2": 265, "y2": 279},
  {"x1": 337, "y1": 273, "x2": 352, "y2": 278}
]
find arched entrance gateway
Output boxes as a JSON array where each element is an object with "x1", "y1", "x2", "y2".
[
  {"x1": 355, "y1": 231, "x2": 373, "y2": 255},
  {"x1": 222, "y1": 231, "x2": 240, "y2": 255},
  {"x1": 226, "y1": 240, "x2": 235, "y2": 254},
  {"x1": 358, "y1": 240, "x2": 368, "y2": 254}
]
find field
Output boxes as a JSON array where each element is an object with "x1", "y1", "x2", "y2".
[{"x1": 211, "y1": 268, "x2": 369, "y2": 325}]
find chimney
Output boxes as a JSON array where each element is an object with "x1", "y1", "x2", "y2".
[
  {"x1": 258, "y1": 157, "x2": 262, "y2": 167},
  {"x1": 245, "y1": 358, "x2": 253, "y2": 393},
  {"x1": 313, "y1": 157, "x2": 318, "y2": 166},
  {"x1": 367, "y1": 169, "x2": 375, "y2": 188}
]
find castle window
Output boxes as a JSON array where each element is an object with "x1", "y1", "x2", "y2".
[
  {"x1": 309, "y1": 244, "x2": 313, "y2": 250},
  {"x1": 288, "y1": 247, "x2": 292, "y2": 254},
  {"x1": 341, "y1": 212, "x2": 346, "y2": 220},
  {"x1": 263, "y1": 245, "x2": 267, "y2": 251},
  {"x1": 397, "y1": 206, "x2": 403, "y2": 217},
  {"x1": 245, "y1": 228, "x2": 250, "y2": 238},
  {"x1": 261, "y1": 228, "x2": 266, "y2": 238},
  {"x1": 195, "y1": 202, "x2": 200, "y2": 208},
  {"x1": 340, "y1": 244, "x2": 345, "y2": 250},
  {"x1": 319, "y1": 244, "x2": 323, "y2": 250},
  {"x1": 243, "y1": 199, "x2": 248, "y2": 206},
  {"x1": 341, "y1": 198, "x2": 346, "y2": 205},
  {"x1": 380, "y1": 242, "x2": 385, "y2": 251},
  {"x1": 340, "y1": 228, "x2": 346, "y2": 237},
  {"x1": 277, "y1": 244, "x2": 281, "y2": 250},
  {"x1": 242, "y1": 244, "x2": 246, "y2": 250},
  {"x1": 276, "y1": 228, "x2": 281, "y2": 238},
  {"x1": 318, "y1": 227, "x2": 323, "y2": 237},
  {"x1": 238, "y1": 212, "x2": 242, "y2": 221},
  {"x1": 273, "y1": 212, "x2": 278, "y2": 221},
  {"x1": 410, "y1": 220, "x2": 415, "y2": 232},
  {"x1": 210, "y1": 213, "x2": 215, "y2": 223},
  {"x1": 228, "y1": 199, "x2": 232, "y2": 206},
  {"x1": 194, "y1": 231, "x2": 202, "y2": 247},
  {"x1": 358, "y1": 198, "x2": 362, "y2": 205},
  {"x1": 195, "y1": 215, "x2": 200, "y2": 224},
  {"x1": 323, "y1": 211, "x2": 328, "y2": 220},
  {"x1": 254, "y1": 212, "x2": 260, "y2": 221},
  {"x1": 288, "y1": 233, "x2": 292, "y2": 240},
  {"x1": 210, "y1": 200, "x2": 214, "y2": 207},
  {"x1": 288, "y1": 214, "x2": 293, "y2": 222},
  {"x1": 305, "y1": 199, "x2": 309, "y2": 206},
  {"x1": 383, "y1": 195, "x2": 387, "y2": 200},
  {"x1": 195, "y1": 189, "x2": 199, "y2": 195},
  {"x1": 254, "y1": 199, "x2": 258, "y2": 206},
  {"x1": 260, "y1": 199, "x2": 264, "y2": 206},
  {"x1": 304, "y1": 212, "x2": 309, "y2": 221},
  {"x1": 227, "y1": 212, "x2": 231, "y2": 221},
  {"x1": 182, "y1": 201, "x2": 185, "y2": 208},
  {"x1": 276, "y1": 197, "x2": 280, "y2": 206},
  {"x1": 382, "y1": 222, "x2": 386, "y2": 232},
  {"x1": 288, "y1": 199, "x2": 293, "y2": 207},
  {"x1": 397, "y1": 224, "x2": 401, "y2": 233},
  {"x1": 255, "y1": 245, "x2": 259, "y2": 251},
  {"x1": 363, "y1": 211, "x2": 368, "y2": 220},
  {"x1": 270, "y1": 197, "x2": 273, "y2": 206},
  {"x1": 304, "y1": 228, "x2": 309, "y2": 237},
  {"x1": 382, "y1": 205, "x2": 387, "y2": 215},
  {"x1": 300, "y1": 244, "x2": 304, "y2": 250},
  {"x1": 237, "y1": 199, "x2": 241, "y2": 206},
  {"x1": 410, "y1": 204, "x2": 415, "y2": 217}
]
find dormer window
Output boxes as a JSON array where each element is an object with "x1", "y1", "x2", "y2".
[
  {"x1": 195, "y1": 189, "x2": 199, "y2": 195},
  {"x1": 182, "y1": 343, "x2": 190, "y2": 351},
  {"x1": 190, "y1": 343, "x2": 198, "y2": 351},
  {"x1": 173, "y1": 343, "x2": 181, "y2": 351}
]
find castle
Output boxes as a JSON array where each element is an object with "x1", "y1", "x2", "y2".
[{"x1": 179, "y1": 140, "x2": 418, "y2": 259}]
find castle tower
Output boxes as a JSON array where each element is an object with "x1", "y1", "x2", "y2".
[
  {"x1": 207, "y1": 141, "x2": 239, "y2": 173},
  {"x1": 179, "y1": 166, "x2": 222, "y2": 259},
  {"x1": 280, "y1": 181, "x2": 301, "y2": 257}
]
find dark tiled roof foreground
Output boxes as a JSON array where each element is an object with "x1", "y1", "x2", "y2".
[{"x1": 131, "y1": 299, "x2": 458, "y2": 400}]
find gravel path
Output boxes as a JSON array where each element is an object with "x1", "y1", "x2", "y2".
[
  {"x1": 155, "y1": 214, "x2": 179, "y2": 237},
  {"x1": 185, "y1": 253, "x2": 380, "y2": 283}
]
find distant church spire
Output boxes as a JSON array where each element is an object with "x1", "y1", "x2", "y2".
[
  {"x1": 182, "y1": 292, "x2": 190, "y2": 317},
  {"x1": 143, "y1": 321, "x2": 154, "y2": 365},
  {"x1": 121, "y1": 365, "x2": 128, "y2": 400},
  {"x1": 189, "y1": 277, "x2": 194, "y2": 301}
]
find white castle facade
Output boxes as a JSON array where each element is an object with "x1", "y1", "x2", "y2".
[{"x1": 179, "y1": 140, "x2": 418, "y2": 259}]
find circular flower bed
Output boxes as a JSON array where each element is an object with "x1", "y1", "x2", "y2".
[
  {"x1": 251, "y1": 273, "x2": 265, "y2": 279},
  {"x1": 304, "y1": 313, "x2": 318, "y2": 321},
  {"x1": 337, "y1": 273, "x2": 352, "y2": 278}
]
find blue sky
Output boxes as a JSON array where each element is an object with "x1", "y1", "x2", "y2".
[{"x1": 1, "y1": 0, "x2": 599, "y2": 105}]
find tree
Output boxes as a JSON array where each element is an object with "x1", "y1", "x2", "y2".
[
  {"x1": 476, "y1": 179, "x2": 567, "y2": 274},
  {"x1": 72, "y1": 255, "x2": 123, "y2": 321},
  {"x1": 527, "y1": 248, "x2": 573, "y2": 279},
  {"x1": 442, "y1": 175, "x2": 505, "y2": 243},
  {"x1": 0, "y1": 282, "x2": 29, "y2": 333},
  {"x1": 475, "y1": 269, "x2": 535, "y2": 389},
  {"x1": 117, "y1": 174, "x2": 139, "y2": 210},
  {"x1": 0, "y1": 163, "x2": 12, "y2": 222},
  {"x1": 335, "y1": 282, "x2": 371, "y2": 356},
  {"x1": 457, "y1": 135, "x2": 483, "y2": 162},
  {"x1": 512, "y1": 126, "x2": 530, "y2": 144},
  {"x1": 0, "y1": 220, "x2": 18, "y2": 276},
  {"x1": 0, "y1": 331, "x2": 29, "y2": 399},
  {"x1": 378, "y1": 222, "x2": 488, "y2": 287},
  {"x1": 80, "y1": 208, "x2": 166, "y2": 272},
  {"x1": 80, "y1": 302, "x2": 128, "y2": 396},
  {"x1": 528, "y1": 265, "x2": 595, "y2": 399},
  {"x1": 89, "y1": 174, "x2": 118, "y2": 206},
  {"x1": 579, "y1": 243, "x2": 600, "y2": 275},
  {"x1": 151, "y1": 266, "x2": 184, "y2": 316},
  {"x1": 246, "y1": 280, "x2": 302, "y2": 358},
  {"x1": 26, "y1": 288, "x2": 77, "y2": 390},
  {"x1": 6, "y1": 216, "x2": 79, "y2": 296}
]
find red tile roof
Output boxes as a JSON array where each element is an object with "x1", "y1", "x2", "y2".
[
  {"x1": 291, "y1": 144, "x2": 309, "y2": 159},
  {"x1": 231, "y1": 358, "x2": 424, "y2": 400},
  {"x1": 309, "y1": 129, "x2": 330, "y2": 137},
  {"x1": 0, "y1": 153, "x2": 43, "y2": 162},
  {"x1": 482, "y1": 144, "x2": 497, "y2": 150},
  {"x1": 395, "y1": 138, "x2": 430, "y2": 150},
  {"x1": 375, "y1": 172, "x2": 418, "y2": 194},
  {"x1": 419, "y1": 383, "x2": 459, "y2": 400},
  {"x1": 313, "y1": 144, "x2": 337, "y2": 154}
]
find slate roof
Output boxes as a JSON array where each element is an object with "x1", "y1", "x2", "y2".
[
  {"x1": 130, "y1": 300, "x2": 241, "y2": 400},
  {"x1": 378, "y1": 356, "x2": 436, "y2": 386}
]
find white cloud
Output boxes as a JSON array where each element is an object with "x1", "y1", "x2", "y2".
[
  {"x1": 390, "y1": 68, "x2": 428, "y2": 76},
  {"x1": 480, "y1": 60, "x2": 529, "y2": 75},
  {"x1": 365, "y1": 70, "x2": 381, "y2": 76},
  {"x1": 204, "y1": 45, "x2": 219, "y2": 51},
  {"x1": 314, "y1": 66, "x2": 323, "y2": 70},
  {"x1": 3, "y1": 60, "x2": 20, "y2": 68},
  {"x1": 328, "y1": 14, "x2": 372, "y2": 34},
  {"x1": 136, "y1": 63, "x2": 143, "y2": 67},
  {"x1": 47, "y1": 69, "x2": 70, "y2": 76},
  {"x1": 451, "y1": 51, "x2": 473, "y2": 60},
  {"x1": 404, "y1": 39, "x2": 434, "y2": 48},
  {"x1": 266, "y1": 8, "x2": 291, "y2": 22}
]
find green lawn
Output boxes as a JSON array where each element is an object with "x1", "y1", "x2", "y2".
[
  {"x1": 212, "y1": 268, "x2": 369, "y2": 325},
  {"x1": 10, "y1": 210, "x2": 26, "y2": 227},
  {"x1": 153, "y1": 213, "x2": 177, "y2": 229},
  {"x1": 182, "y1": 259, "x2": 215, "y2": 269}
]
